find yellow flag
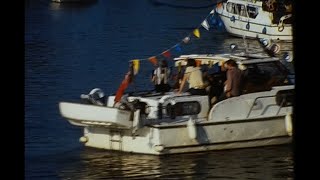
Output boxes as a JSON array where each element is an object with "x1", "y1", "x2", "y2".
[
  {"x1": 193, "y1": 29, "x2": 200, "y2": 38},
  {"x1": 132, "y1": 59, "x2": 140, "y2": 75}
]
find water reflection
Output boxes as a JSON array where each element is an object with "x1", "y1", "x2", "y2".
[
  {"x1": 59, "y1": 145, "x2": 293, "y2": 179},
  {"x1": 49, "y1": 0, "x2": 98, "y2": 11}
]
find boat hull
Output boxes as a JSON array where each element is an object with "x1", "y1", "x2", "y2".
[
  {"x1": 216, "y1": 0, "x2": 292, "y2": 41},
  {"x1": 80, "y1": 114, "x2": 292, "y2": 155},
  {"x1": 219, "y1": 15, "x2": 292, "y2": 41},
  {"x1": 58, "y1": 53, "x2": 294, "y2": 155}
]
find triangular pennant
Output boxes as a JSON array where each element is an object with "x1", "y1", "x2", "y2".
[
  {"x1": 148, "y1": 56, "x2": 158, "y2": 66},
  {"x1": 208, "y1": 60, "x2": 213, "y2": 68},
  {"x1": 210, "y1": 15, "x2": 217, "y2": 26},
  {"x1": 201, "y1": 19, "x2": 210, "y2": 31},
  {"x1": 182, "y1": 36, "x2": 190, "y2": 44},
  {"x1": 193, "y1": 29, "x2": 200, "y2": 38},
  {"x1": 174, "y1": 44, "x2": 182, "y2": 53},
  {"x1": 210, "y1": 9, "x2": 215, "y2": 14},
  {"x1": 132, "y1": 59, "x2": 140, "y2": 75},
  {"x1": 162, "y1": 50, "x2": 171, "y2": 59}
]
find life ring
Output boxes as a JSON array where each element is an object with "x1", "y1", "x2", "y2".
[
  {"x1": 278, "y1": 25, "x2": 284, "y2": 32},
  {"x1": 270, "y1": 43, "x2": 280, "y2": 54}
]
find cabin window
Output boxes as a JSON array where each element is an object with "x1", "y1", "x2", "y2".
[
  {"x1": 226, "y1": 2, "x2": 248, "y2": 17},
  {"x1": 247, "y1": 5, "x2": 258, "y2": 19},
  {"x1": 275, "y1": 89, "x2": 294, "y2": 107},
  {"x1": 238, "y1": 4, "x2": 247, "y2": 17},
  {"x1": 166, "y1": 101, "x2": 201, "y2": 117},
  {"x1": 233, "y1": 4, "x2": 240, "y2": 15},
  {"x1": 241, "y1": 61, "x2": 292, "y2": 94},
  {"x1": 226, "y1": 2, "x2": 233, "y2": 13},
  {"x1": 226, "y1": 2, "x2": 238, "y2": 14}
]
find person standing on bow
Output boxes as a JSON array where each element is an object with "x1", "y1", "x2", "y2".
[
  {"x1": 152, "y1": 60, "x2": 171, "y2": 93},
  {"x1": 177, "y1": 58, "x2": 207, "y2": 95}
]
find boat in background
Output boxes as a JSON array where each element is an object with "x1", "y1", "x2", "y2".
[
  {"x1": 215, "y1": 0, "x2": 293, "y2": 41},
  {"x1": 58, "y1": 38, "x2": 294, "y2": 155}
]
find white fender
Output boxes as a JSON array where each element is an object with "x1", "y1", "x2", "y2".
[
  {"x1": 79, "y1": 136, "x2": 88, "y2": 143},
  {"x1": 187, "y1": 117, "x2": 197, "y2": 139},
  {"x1": 153, "y1": 144, "x2": 164, "y2": 152},
  {"x1": 132, "y1": 109, "x2": 141, "y2": 134},
  {"x1": 285, "y1": 112, "x2": 292, "y2": 136}
]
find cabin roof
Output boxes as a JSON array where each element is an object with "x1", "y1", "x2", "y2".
[{"x1": 173, "y1": 53, "x2": 280, "y2": 67}]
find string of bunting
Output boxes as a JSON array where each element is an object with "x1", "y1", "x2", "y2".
[
  {"x1": 114, "y1": 4, "x2": 224, "y2": 104},
  {"x1": 130, "y1": 5, "x2": 224, "y2": 75}
]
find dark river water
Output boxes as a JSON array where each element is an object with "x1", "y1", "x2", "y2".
[{"x1": 25, "y1": 0, "x2": 294, "y2": 179}]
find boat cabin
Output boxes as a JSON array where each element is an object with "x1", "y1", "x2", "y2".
[
  {"x1": 96, "y1": 53, "x2": 294, "y2": 124},
  {"x1": 223, "y1": 0, "x2": 292, "y2": 25}
]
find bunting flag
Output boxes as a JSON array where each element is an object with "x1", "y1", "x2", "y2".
[
  {"x1": 210, "y1": 15, "x2": 217, "y2": 26},
  {"x1": 182, "y1": 36, "x2": 190, "y2": 44},
  {"x1": 209, "y1": 60, "x2": 213, "y2": 68},
  {"x1": 121, "y1": 6, "x2": 222, "y2": 67},
  {"x1": 201, "y1": 19, "x2": 210, "y2": 31},
  {"x1": 148, "y1": 56, "x2": 158, "y2": 66},
  {"x1": 174, "y1": 44, "x2": 182, "y2": 53},
  {"x1": 162, "y1": 50, "x2": 171, "y2": 59},
  {"x1": 113, "y1": 6, "x2": 224, "y2": 98},
  {"x1": 132, "y1": 59, "x2": 140, "y2": 75},
  {"x1": 193, "y1": 29, "x2": 200, "y2": 38},
  {"x1": 178, "y1": 62, "x2": 182, "y2": 72},
  {"x1": 114, "y1": 68, "x2": 133, "y2": 103}
]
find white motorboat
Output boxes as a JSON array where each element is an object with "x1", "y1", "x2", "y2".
[
  {"x1": 58, "y1": 40, "x2": 294, "y2": 155},
  {"x1": 215, "y1": 0, "x2": 293, "y2": 41}
]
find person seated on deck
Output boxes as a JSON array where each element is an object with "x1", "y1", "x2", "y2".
[
  {"x1": 216, "y1": 59, "x2": 242, "y2": 103},
  {"x1": 151, "y1": 60, "x2": 171, "y2": 93},
  {"x1": 177, "y1": 58, "x2": 207, "y2": 95}
]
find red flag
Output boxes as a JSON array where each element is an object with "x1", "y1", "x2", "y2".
[
  {"x1": 114, "y1": 64, "x2": 133, "y2": 103},
  {"x1": 148, "y1": 56, "x2": 158, "y2": 66},
  {"x1": 162, "y1": 50, "x2": 171, "y2": 58}
]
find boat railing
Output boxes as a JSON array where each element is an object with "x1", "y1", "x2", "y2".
[{"x1": 246, "y1": 94, "x2": 278, "y2": 118}]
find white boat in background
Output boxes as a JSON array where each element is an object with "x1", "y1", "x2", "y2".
[
  {"x1": 58, "y1": 39, "x2": 294, "y2": 155},
  {"x1": 215, "y1": 0, "x2": 293, "y2": 41}
]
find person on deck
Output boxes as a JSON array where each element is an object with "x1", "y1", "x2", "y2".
[
  {"x1": 177, "y1": 58, "x2": 207, "y2": 95},
  {"x1": 217, "y1": 59, "x2": 242, "y2": 101},
  {"x1": 206, "y1": 62, "x2": 227, "y2": 105},
  {"x1": 152, "y1": 60, "x2": 171, "y2": 93}
]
